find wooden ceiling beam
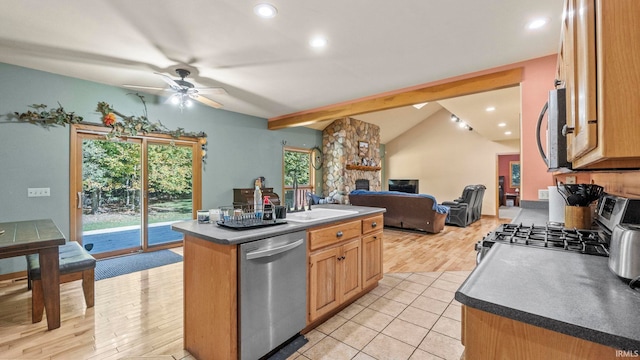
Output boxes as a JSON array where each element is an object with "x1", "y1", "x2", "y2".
[{"x1": 267, "y1": 67, "x2": 523, "y2": 130}]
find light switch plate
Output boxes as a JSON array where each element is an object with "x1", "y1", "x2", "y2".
[
  {"x1": 538, "y1": 189, "x2": 549, "y2": 200},
  {"x1": 28, "y1": 188, "x2": 50, "y2": 197},
  {"x1": 566, "y1": 176, "x2": 577, "y2": 184}
]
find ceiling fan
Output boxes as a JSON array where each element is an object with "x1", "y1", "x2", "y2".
[{"x1": 124, "y1": 69, "x2": 226, "y2": 109}]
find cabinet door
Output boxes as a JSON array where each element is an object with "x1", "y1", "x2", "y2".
[
  {"x1": 571, "y1": 0, "x2": 597, "y2": 158},
  {"x1": 339, "y1": 238, "x2": 362, "y2": 302},
  {"x1": 566, "y1": 0, "x2": 597, "y2": 160},
  {"x1": 362, "y1": 232, "x2": 383, "y2": 289},
  {"x1": 563, "y1": 0, "x2": 577, "y2": 160},
  {"x1": 308, "y1": 246, "x2": 341, "y2": 322}
]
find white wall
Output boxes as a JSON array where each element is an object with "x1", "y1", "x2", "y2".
[{"x1": 385, "y1": 109, "x2": 519, "y2": 216}]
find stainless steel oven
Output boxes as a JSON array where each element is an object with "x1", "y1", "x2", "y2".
[{"x1": 476, "y1": 194, "x2": 640, "y2": 264}]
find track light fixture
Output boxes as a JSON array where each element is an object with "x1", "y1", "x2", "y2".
[{"x1": 450, "y1": 113, "x2": 473, "y2": 131}]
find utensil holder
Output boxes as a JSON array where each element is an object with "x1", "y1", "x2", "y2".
[{"x1": 564, "y1": 206, "x2": 592, "y2": 229}]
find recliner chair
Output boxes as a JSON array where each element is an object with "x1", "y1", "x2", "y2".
[
  {"x1": 471, "y1": 185, "x2": 486, "y2": 223},
  {"x1": 442, "y1": 185, "x2": 478, "y2": 227}
]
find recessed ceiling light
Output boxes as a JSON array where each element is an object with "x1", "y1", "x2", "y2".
[
  {"x1": 528, "y1": 18, "x2": 548, "y2": 30},
  {"x1": 254, "y1": 3, "x2": 278, "y2": 18},
  {"x1": 310, "y1": 36, "x2": 328, "y2": 48},
  {"x1": 450, "y1": 114, "x2": 459, "y2": 122},
  {"x1": 498, "y1": 122, "x2": 506, "y2": 127},
  {"x1": 458, "y1": 122, "x2": 467, "y2": 128},
  {"x1": 505, "y1": 131, "x2": 512, "y2": 135},
  {"x1": 486, "y1": 106, "x2": 496, "y2": 112},
  {"x1": 413, "y1": 102, "x2": 428, "y2": 109}
]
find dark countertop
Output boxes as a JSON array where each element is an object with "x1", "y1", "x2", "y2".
[
  {"x1": 456, "y1": 205, "x2": 640, "y2": 350},
  {"x1": 510, "y1": 207, "x2": 549, "y2": 226},
  {"x1": 172, "y1": 204, "x2": 385, "y2": 245}
]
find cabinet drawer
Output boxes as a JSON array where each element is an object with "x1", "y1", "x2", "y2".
[
  {"x1": 309, "y1": 220, "x2": 361, "y2": 251},
  {"x1": 362, "y1": 215, "x2": 383, "y2": 234}
]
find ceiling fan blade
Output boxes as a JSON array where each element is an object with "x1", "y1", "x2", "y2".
[
  {"x1": 154, "y1": 72, "x2": 183, "y2": 90},
  {"x1": 197, "y1": 87, "x2": 228, "y2": 95},
  {"x1": 189, "y1": 94, "x2": 223, "y2": 109},
  {"x1": 122, "y1": 84, "x2": 167, "y2": 91}
]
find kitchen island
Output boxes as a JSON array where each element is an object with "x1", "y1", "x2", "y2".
[
  {"x1": 456, "y1": 232, "x2": 640, "y2": 359},
  {"x1": 172, "y1": 204, "x2": 385, "y2": 360}
]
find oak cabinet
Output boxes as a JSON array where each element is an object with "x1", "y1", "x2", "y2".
[
  {"x1": 462, "y1": 306, "x2": 618, "y2": 359},
  {"x1": 362, "y1": 232, "x2": 383, "y2": 289},
  {"x1": 563, "y1": 0, "x2": 597, "y2": 161},
  {"x1": 307, "y1": 214, "x2": 384, "y2": 323},
  {"x1": 559, "y1": 0, "x2": 640, "y2": 169},
  {"x1": 309, "y1": 238, "x2": 361, "y2": 322}
]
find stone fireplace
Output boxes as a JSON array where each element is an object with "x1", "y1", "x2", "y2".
[{"x1": 322, "y1": 117, "x2": 381, "y2": 201}]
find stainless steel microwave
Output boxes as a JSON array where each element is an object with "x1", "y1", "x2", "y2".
[{"x1": 536, "y1": 88, "x2": 572, "y2": 171}]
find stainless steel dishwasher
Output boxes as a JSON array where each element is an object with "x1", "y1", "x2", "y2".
[{"x1": 239, "y1": 230, "x2": 307, "y2": 360}]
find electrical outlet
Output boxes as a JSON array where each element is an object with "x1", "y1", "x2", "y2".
[
  {"x1": 566, "y1": 176, "x2": 577, "y2": 184},
  {"x1": 538, "y1": 189, "x2": 549, "y2": 200},
  {"x1": 27, "y1": 187, "x2": 50, "y2": 197}
]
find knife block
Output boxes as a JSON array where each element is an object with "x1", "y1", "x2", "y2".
[{"x1": 564, "y1": 206, "x2": 592, "y2": 229}]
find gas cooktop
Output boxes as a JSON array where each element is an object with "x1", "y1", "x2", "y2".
[{"x1": 482, "y1": 223, "x2": 609, "y2": 257}]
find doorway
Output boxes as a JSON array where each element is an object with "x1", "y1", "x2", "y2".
[
  {"x1": 497, "y1": 153, "x2": 520, "y2": 219},
  {"x1": 70, "y1": 125, "x2": 201, "y2": 258}
]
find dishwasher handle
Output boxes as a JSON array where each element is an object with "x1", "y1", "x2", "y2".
[{"x1": 246, "y1": 239, "x2": 304, "y2": 260}]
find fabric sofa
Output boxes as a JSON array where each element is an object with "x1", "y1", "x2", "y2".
[{"x1": 349, "y1": 190, "x2": 449, "y2": 233}]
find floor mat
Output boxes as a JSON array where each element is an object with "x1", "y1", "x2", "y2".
[{"x1": 95, "y1": 250, "x2": 183, "y2": 281}]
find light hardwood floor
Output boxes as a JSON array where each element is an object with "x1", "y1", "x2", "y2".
[{"x1": 0, "y1": 216, "x2": 507, "y2": 359}]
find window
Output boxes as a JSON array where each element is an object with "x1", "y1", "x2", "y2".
[{"x1": 283, "y1": 147, "x2": 315, "y2": 210}]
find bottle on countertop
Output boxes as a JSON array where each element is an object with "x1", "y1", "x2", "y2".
[
  {"x1": 263, "y1": 196, "x2": 273, "y2": 221},
  {"x1": 254, "y1": 185, "x2": 263, "y2": 219}
]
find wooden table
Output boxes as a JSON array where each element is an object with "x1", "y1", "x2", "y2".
[
  {"x1": 0, "y1": 219, "x2": 65, "y2": 330},
  {"x1": 505, "y1": 193, "x2": 520, "y2": 207}
]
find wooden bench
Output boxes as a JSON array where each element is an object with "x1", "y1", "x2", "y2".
[{"x1": 26, "y1": 241, "x2": 96, "y2": 323}]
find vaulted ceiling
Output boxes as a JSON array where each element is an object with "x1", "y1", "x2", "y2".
[{"x1": 0, "y1": 0, "x2": 560, "y2": 139}]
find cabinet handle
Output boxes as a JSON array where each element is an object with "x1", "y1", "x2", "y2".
[
  {"x1": 371, "y1": 222, "x2": 377, "y2": 228},
  {"x1": 336, "y1": 231, "x2": 343, "y2": 238},
  {"x1": 562, "y1": 124, "x2": 574, "y2": 136},
  {"x1": 77, "y1": 192, "x2": 82, "y2": 209}
]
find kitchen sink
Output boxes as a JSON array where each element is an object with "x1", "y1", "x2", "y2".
[{"x1": 285, "y1": 208, "x2": 358, "y2": 223}]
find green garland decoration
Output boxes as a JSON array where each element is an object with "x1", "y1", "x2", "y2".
[{"x1": 13, "y1": 94, "x2": 206, "y2": 140}]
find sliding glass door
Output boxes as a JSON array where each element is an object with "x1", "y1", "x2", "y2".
[
  {"x1": 80, "y1": 136, "x2": 143, "y2": 256},
  {"x1": 146, "y1": 142, "x2": 194, "y2": 247},
  {"x1": 70, "y1": 125, "x2": 201, "y2": 258}
]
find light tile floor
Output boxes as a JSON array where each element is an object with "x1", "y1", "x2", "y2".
[{"x1": 289, "y1": 271, "x2": 470, "y2": 360}]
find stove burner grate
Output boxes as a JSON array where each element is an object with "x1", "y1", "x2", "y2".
[{"x1": 485, "y1": 223, "x2": 609, "y2": 256}]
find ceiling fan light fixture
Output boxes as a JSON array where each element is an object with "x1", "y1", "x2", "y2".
[
  {"x1": 254, "y1": 3, "x2": 278, "y2": 18},
  {"x1": 171, "y1": 96, "x2": 180, "y2": 105}
]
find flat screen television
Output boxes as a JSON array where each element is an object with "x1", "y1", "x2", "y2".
[{"x1": 388, "y1": 179, "x2": 419, "y2": 194}]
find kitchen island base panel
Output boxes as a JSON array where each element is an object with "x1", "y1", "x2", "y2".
[
  {"x1": 183, "y1": 234, "x2": 237, "y2": 360},
  {"x1": 462, "y1": 306, "x2": 619, "y2": 360}
]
